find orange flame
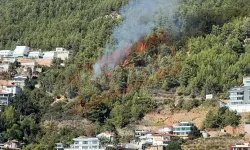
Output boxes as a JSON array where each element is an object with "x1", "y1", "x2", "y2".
[
  {"x1": 123, "y1": 59, "x2": 129, "y2": 67},
  {"x1": 138, "y1": 42, "x2": 146, "y2": 52}
]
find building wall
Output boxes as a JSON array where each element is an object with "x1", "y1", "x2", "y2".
[
  {"x1": 0, "y1": 64, "x2": 9, "y2": 72},
  {"x1": 227, "y1": 104, "x2": 250, "y2": 113},
  {"x1": 13, "y1": 46, "x2": 29, "y2": 57}
]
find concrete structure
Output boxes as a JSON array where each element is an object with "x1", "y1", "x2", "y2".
[
  {"x1": 243, "y1": 77, "x2": 250, "y2": 86},
  {"x1": 55, "y1": 47, "x2": 70, "y2": 60},
  {"x1": 96, "y1": 132, "x2": 115, "y2": 142},
  {"x1": 157, "y1": 127, "x2": 173, "y2": 133},
  {"x1": 152, "y1": 133, "x2": 171, "y2": 146},
  {"x1": 220, "y1": 77, "x2": 250, "y2": 112},
  {"x1": 13, "y1": 75, "x2": 27, "y2": 88},
  {"x1": 0, "y1": 93, "x2": 11, "y2": 106},
  {"x1": 138, "y1": 133, "x2": 153, "y2": 145},
  {"x1": 135, "y1": 130, "x2": 151, "y2": 138},
  {"x1": 229, "y1": 142, "x2": 250, "y2": 150},
  {"x1": 56, "y1": 143, "x2": 64, "y2": 150},
  {"x1": 2, "y1": 140, "x2": 21, "y2": 150},
  {"x1": 28, "y1": 51, "x2": 43, "y2": 59},
  {"x1": 43, "y1": 51, "x2": 56, "y2": 60},
  {"x1": 13, "y1": 46, "x2": 29, "y2": 57},
  {"x1": 0, "y1": 63, "x2": 9, "y2": 72},
  {"x1": 1, "y1": 85, "x2": 22, "y2": 96},
  {"x1": 173, "y1": 122, "x2": 194, "y2": 138},
  {"x1": 0, "y1": 50, "x2": 13, "y2": 57},
  {"x1": 64, "y1": 136, "x2": 104, "y2": 150}
]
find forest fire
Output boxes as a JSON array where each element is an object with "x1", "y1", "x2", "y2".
[
  {"x1": 138, "y1": 42, "x2": 146, "y2": 52},
  {"x1": 123, "y1": 59, "x2": 129, "y2": 67}
]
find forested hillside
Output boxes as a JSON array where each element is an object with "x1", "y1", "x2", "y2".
[{"x1": 1, "y1": 0, "x2": 250, "y2": 149}]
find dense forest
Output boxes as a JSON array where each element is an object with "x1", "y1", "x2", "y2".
[{"x1": 0, "y1": 0, "x2": 250, "y2": 149}]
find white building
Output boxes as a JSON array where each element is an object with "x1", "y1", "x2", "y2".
[
  {"x1": 0, "y1": 50, "x2": 13, "y2": 57},
  {"x1": 13, "y1": 46, "x2": 29, "y2": 57},
  {"x1": 64, "y1": 136, "x2": 104, "y2": 150},
  {"x1": 2, "y1": 140, "x2": 21, "y2": 149},
  {"x1": 220, "y1": 77, "x2": 250, "y2": 112},
  {"x1": 135, "y1": 130, "x2": 151, "y2": 138},
  {"x1": 55, "y1": 47, "x2": 70, "y2": 60},
  {"x1": 173, "y1": 122, "x2": 194, "y2": 139},
  {"x1": 56, "y1": 143, "x2": 64, "y2": 150},
  {"x1": 13, "y1": 75, "x2": 28, "y2": 88},
  {"x1": 1, "y1": 85, "x2": 22, "y2": 96},
  {"x1": 0, "y1": 63, "x2": 9, "y2": 72},
  {"x1": 157, "y1": 126, "x2": 173, "y2": 133},
  {"x1": 43, "y1": 51, "x2": 57, "y2": 60},
  {"x1": 138, "y1": 133, "x2": 153, "y2": 145},
  {"x1": 152, "y1": 133, "x2": 171, "y2": 146},
  {"x1": 96, "y1": 132, "x2": 115, "y2": 142},
  {"x1": 0, "y1": 93, "x2": 11, "y2": 106},
  {"x1": 28, "y1": 51, "x2": 43, "y2": 59}
]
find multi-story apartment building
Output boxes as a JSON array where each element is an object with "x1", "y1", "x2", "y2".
[
  {"x1": 173, "y1": 122, "x2": 194, "y2": 139},
  {"x1": 64, "y1": 136, "x2": 104, "y2": 150},
  {"x1": 221, "y1": 77, "x2": 250, "y2": 112},
  {"x1": 0, "y1": 50, "x2": 13, "y2": 58}
]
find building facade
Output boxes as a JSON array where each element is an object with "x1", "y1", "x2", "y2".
[
  {"x1": 96, "y1": 132, "x2": 114, "y2": 142},
  {"x1": 173, "y1": 122, "x2": 194, "y2": 138},
  {"x1": 13, "y1": 46, "x2": 29, "y2": 57},
  {"x1": 55, "y1": 47, "x2": 70, "y2": 60},
  {"x1": 220, "y1": 77, "x2": 250, "y2": 112},
  {"x1": 43, "y1": 51, "x2": 57, "y2": 60},
  {"x1": 28, "y1": 51, "x2": 43, "y2": 59},
  {"x1": 229, "y1": 142, "x2": 250, "y2": 150},
  {"x1": 64, "y1": 137, "x2": 104, "y2": 150},
  {"x1": 0, "y1": 93, "x2": 11, "y2": 106},
  {"x1": 0, "y1": 50, "x2": 13, "y2": 57}
]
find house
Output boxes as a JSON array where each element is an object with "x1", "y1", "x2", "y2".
[
  {"x1": 1, "y1": 85, "x2": 22, "y2": 96},
  {"x1": 0, "y1": 93, "x2": 11, "y2": 106},
  {"x1": 18, "y1": 59, "x2": 37, "y2": 72},
  {"x1": 138, "y1": 133, "x2": 153, "y2": 145},
  {"x1": 96, "y1": 131, "x2": 115, "y2": 142},
  {"x1": 135, "y1": 130, "x2": 151, "y2": 138},
  {"x1": 173, "y1": 122, "x2": 194, "y2": 139},
  {"x1": 13, "y1": 46, "x2": 29, "y2": 57},
  {"x1": 2, "y1": 140, "x2": 22, "y2": 150},
  {"x1": 152, "y1": 133, "x2": 172, "y2": 146},
  {"x1": 0, "y1": 50, "x2": 13, "y2": 57},
  {"x1": 157, "y1": 126, "x2": 173, "y2": 134},
  {"x1": 229, "y1": 142, "x2": 250, "y2": 150},
  {"x1": 0, "y1": 80, "x2": 22, "y2": 96},
  {"x1": 56, "y1": 143, "x2": 64, "y2": 150},
  {"x1": 28, "y1": 51, "x2": 43, "y2": 59},
  {"x1": 55, "y1": 47, "x2": 70, "y2": 60},
  {"x1": 64, "y1": 136, "x2": 104, "y2": 150},
  {"x1": 13, "y1": 75, "x2": 27, "y2": 88},
  {"x1": 220, "y1": 77, "x2": 250, "y2": 112},
  {"x1": 43, "y1": 51, "x2": 57, "y2": 60},
  {"x1": 0, "y1": 63, "x2": 9, "y2": 72}
]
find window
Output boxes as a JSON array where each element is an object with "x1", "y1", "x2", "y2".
[
  {"x1": 92, "y1": 146, "x2": 98, "y2": 149},
  {"x1": 74, "y1": 141, "x2": 79, "y2": 144},
  {"x1": 82, "y1": 146, "x2": 88, "y2": 149},
  {"x1": 92, "y1": 141, "x2": 98, "y2": 144},
  {"x1": 82, "y1": 141, "x2": 88, "y2": 144}
]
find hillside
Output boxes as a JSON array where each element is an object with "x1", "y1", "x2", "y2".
[{"x1": 0, "y1": 0, "x2": 250, "y2": 149}]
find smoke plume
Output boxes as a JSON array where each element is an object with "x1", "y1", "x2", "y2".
[{"x1": 94, "y1": 0, "x2": 177, "y2": 77}]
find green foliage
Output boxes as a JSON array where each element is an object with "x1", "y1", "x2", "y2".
[
  {"x1": 165, "y1": 137, "x2": 184, "y2": 150},
  {"x1": 109, "y1": 90, "x2": 156, "y2": 127},
  {"x1": 203, "y1": 107, "x2": 240, "y2": 129}
]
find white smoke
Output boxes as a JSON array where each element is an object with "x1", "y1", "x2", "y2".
[{"x1": 94, "y1": 0, "x2": 178, "y2": 77}]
